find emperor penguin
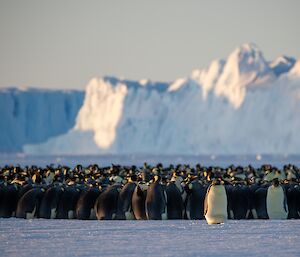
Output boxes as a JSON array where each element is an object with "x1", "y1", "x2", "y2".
[
  {"x1": 170, "y1": 173, "x2": 186, "y2": 201},
  {"x1": 57, "y1": 186, "x2": 81, "y2": 219},
  {"x1": 0, "y1": 184, "x2": 19, "y2": 218},
  {"x1": 204, "y1": 179, "x2": 228, "y2": 224},
  {"x1": 266, "y1": 179, "x2": 288, "y2": 219},
  {"x1": 76, "y1": 186, "x2": 101, "y2": 220},
  {"x1": 227, "y1": 184, "x2": 251, "y2": 219},
  {"x1": 17, "y1": 184, "x2": 34, "y2": 200},
  {"x1": 131, "y1": 182, "x2": 148, "y2": 220},
  {"x1": 248, "y1": 183, "x2": 260, "y2": 219},
  {"x1": 116, "y1": 175, "x2": 137, "y2": 220},
  {"x1": 39, "y1": 186, "x2": 64, "y2": 219},
  {"x1": 166, "y1": 181, "x2": 183, "y2": 219},
  {"x1": 253, "y1": 186, "x2": 268, "y2": 219},
  {"x1": 145, "y1": 175, "x2": 167, "y2": 220},
  {"x1": 286, "y1": 184, "x2": 300, "y2": 219},
  {"x1": 16, "y1": 187, "x2": 45, "y2": 219},
  {"x1": 185, "y1": 179, "x2": 207, "y2": 220},
  {"x1": 94, "y1": 185, "x2": 120, "y2": 220}
]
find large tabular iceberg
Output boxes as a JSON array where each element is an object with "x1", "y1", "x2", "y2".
[
  {"x1": 13, "y1": 43, "x2": 300, "y2": 154},
  {"x1": 0, "y1": 88, "x2": 84, "y2": 152}
]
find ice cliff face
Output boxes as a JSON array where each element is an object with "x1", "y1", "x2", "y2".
[
  {"x1": 214, "y1": 43, "x2": 276, "y2": 108},
  {"x1": 13, "y1": 43, "x2": 300, "y2": 154},
  {"x1": 0, "y1": 88, "x2": 84, "y2": 152},
  {"x1": 290, "y1": 60, "x2": 300, "y2": 77},
  {"x1": 75, "y1": 78, "x2": 128, "y2": 149}
]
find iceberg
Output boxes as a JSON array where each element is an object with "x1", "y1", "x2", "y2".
[{"x1": 11, "y1": 43, "x2": 300, "y2": 155}]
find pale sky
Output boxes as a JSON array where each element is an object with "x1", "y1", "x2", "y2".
[{"x1": 0, "y1": 0, "x2": 299, "y2": 89}]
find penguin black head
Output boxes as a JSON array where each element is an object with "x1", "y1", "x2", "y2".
[
  {"x1": 153, "y1": 175, "x2": 161, "y2": 182},
  {"x1": 211, "y1": 178, "x2": 222, "y2": 185},
  {"x1": 128, "y1": 174, "x2": 137, "y2": 182},
  {"x1": 156, "y1": 163, "x2": 163, "y2": 169},
  {"x1": 76, "y1": 164, "x2": 83, "y2": 172},
  {"x1": 13, "y1": 166, "x2": 21, "y2": 174},
  {"x1": 159, "y1": 176, "x2": 165, "y2": 185},
  {"x1": 272, "y1": 178, "x2": 280, "y2": 187}
]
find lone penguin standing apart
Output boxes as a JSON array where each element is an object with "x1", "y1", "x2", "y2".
[
  {"x1": 266, "y1": 178, "x2": 288, "y2": 219},
  {"x1": 204, "y1": 179, "x2": 228, "y2": 224}
]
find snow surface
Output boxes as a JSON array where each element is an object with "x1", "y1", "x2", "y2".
[
  {"x1": 0, "y1": 88, "x2": 84, "y2": 152},
  {"x1": 2, "y1": 43, "x2": 300, "y2": 155},
  {"x1": 1, "y1": 219, "x2": 300, "y2": 257}
]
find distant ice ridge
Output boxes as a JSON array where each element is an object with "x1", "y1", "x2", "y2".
[
  {"x1": 269, "y1": 56, "x2": 296, "y2": 76},
  {"x1": 22, "y1": 43, "x2": 300, "y2": 154},
  {"x1": 191, "y1": 43, "x2": 276, "y2": 108},
  {"x1": 290, "y1": 60, "x2": 300, "y2": 77},
  {"x1": 0, "y1": 88, "x2": 84, "y2": 152}
]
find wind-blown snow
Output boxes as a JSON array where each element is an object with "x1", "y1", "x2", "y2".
[
  {"x1": 5, "y1": 43, "x2": 300, "y2": 155},
  {"x1": 1, "y1": 219, "x2": 300, "y2": 257},
  {"x1": 0, "y1": 88, "x2": 84, "y2": 152}
]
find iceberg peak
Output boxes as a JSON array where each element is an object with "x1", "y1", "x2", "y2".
[{"x1": 214, "y1": 43, "x2": 275, "y2": 108}]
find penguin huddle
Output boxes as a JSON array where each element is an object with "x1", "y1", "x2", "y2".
[{"x1": 0, "y1": 163, "x2": 300, "y2": 222}]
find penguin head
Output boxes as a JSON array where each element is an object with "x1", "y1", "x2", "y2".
[
  {"x1": 211, "y1": 179, "x2": 221, "y2": 185},
  {"x1": 275, "y1": 169, "x2": 281, "y2": 175},
  {"x1": 13, "y1": 166, "x2": 21, "y2": 174},
  {"x1": 75, "y1": 164, "x2": 83, "y2": 173},
  {"x1": 128, "y1": 174, "x2": 137, "y2": 183},
  {"x1": 154, "y1": 175, "x2": 161, "y2": 182},
  {"x1": 84, "y1": 169, "x2": 91, "y2": 175},
  {"x1": 152, "y1": 168, "x2": 159, "y2": 175},
  {"x1": 272, "y1": 178, "x2": 280, "y2": 187},
  {"x1": 110, "y1": 175, "x2": 123, "y2": 184}
]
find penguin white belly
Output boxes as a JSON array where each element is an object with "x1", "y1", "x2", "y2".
[
  {"x1": 90, "y1": 208, "x2": 96, "y2": 220},
  {"x1": 186, "y1": 210, "x2": 191, "y2": 220},
  {"x1": 161, "y1": 206, "x2": 168, "y2": 220},
  {"x1": 125, "y1": 211, "x2": 135, "y2": 220},
  {"x1": 181, "y1": 191, "x2": 187, "y2": 202},
  {"x1": 68, "y1": 210, "x2": 74, "y2": 219},
  {"x1": 26, "y1": 206, "x2": 36, "y2": 219},
  {"x1": 205, "y1": 185, "x2": 227, "y2": 225},
  {"x1": 266, "y1": 186, "x2": 287, "y2": 219},
  {"x1": 50, "y1": 208, "x2": 57, "y2": 219},
  {"x1": 161, "y1": 191, "x2": 168, "y2": 220},
  {"x1": 251, "y1": 208, "x2": 258, "y2": 219}
]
